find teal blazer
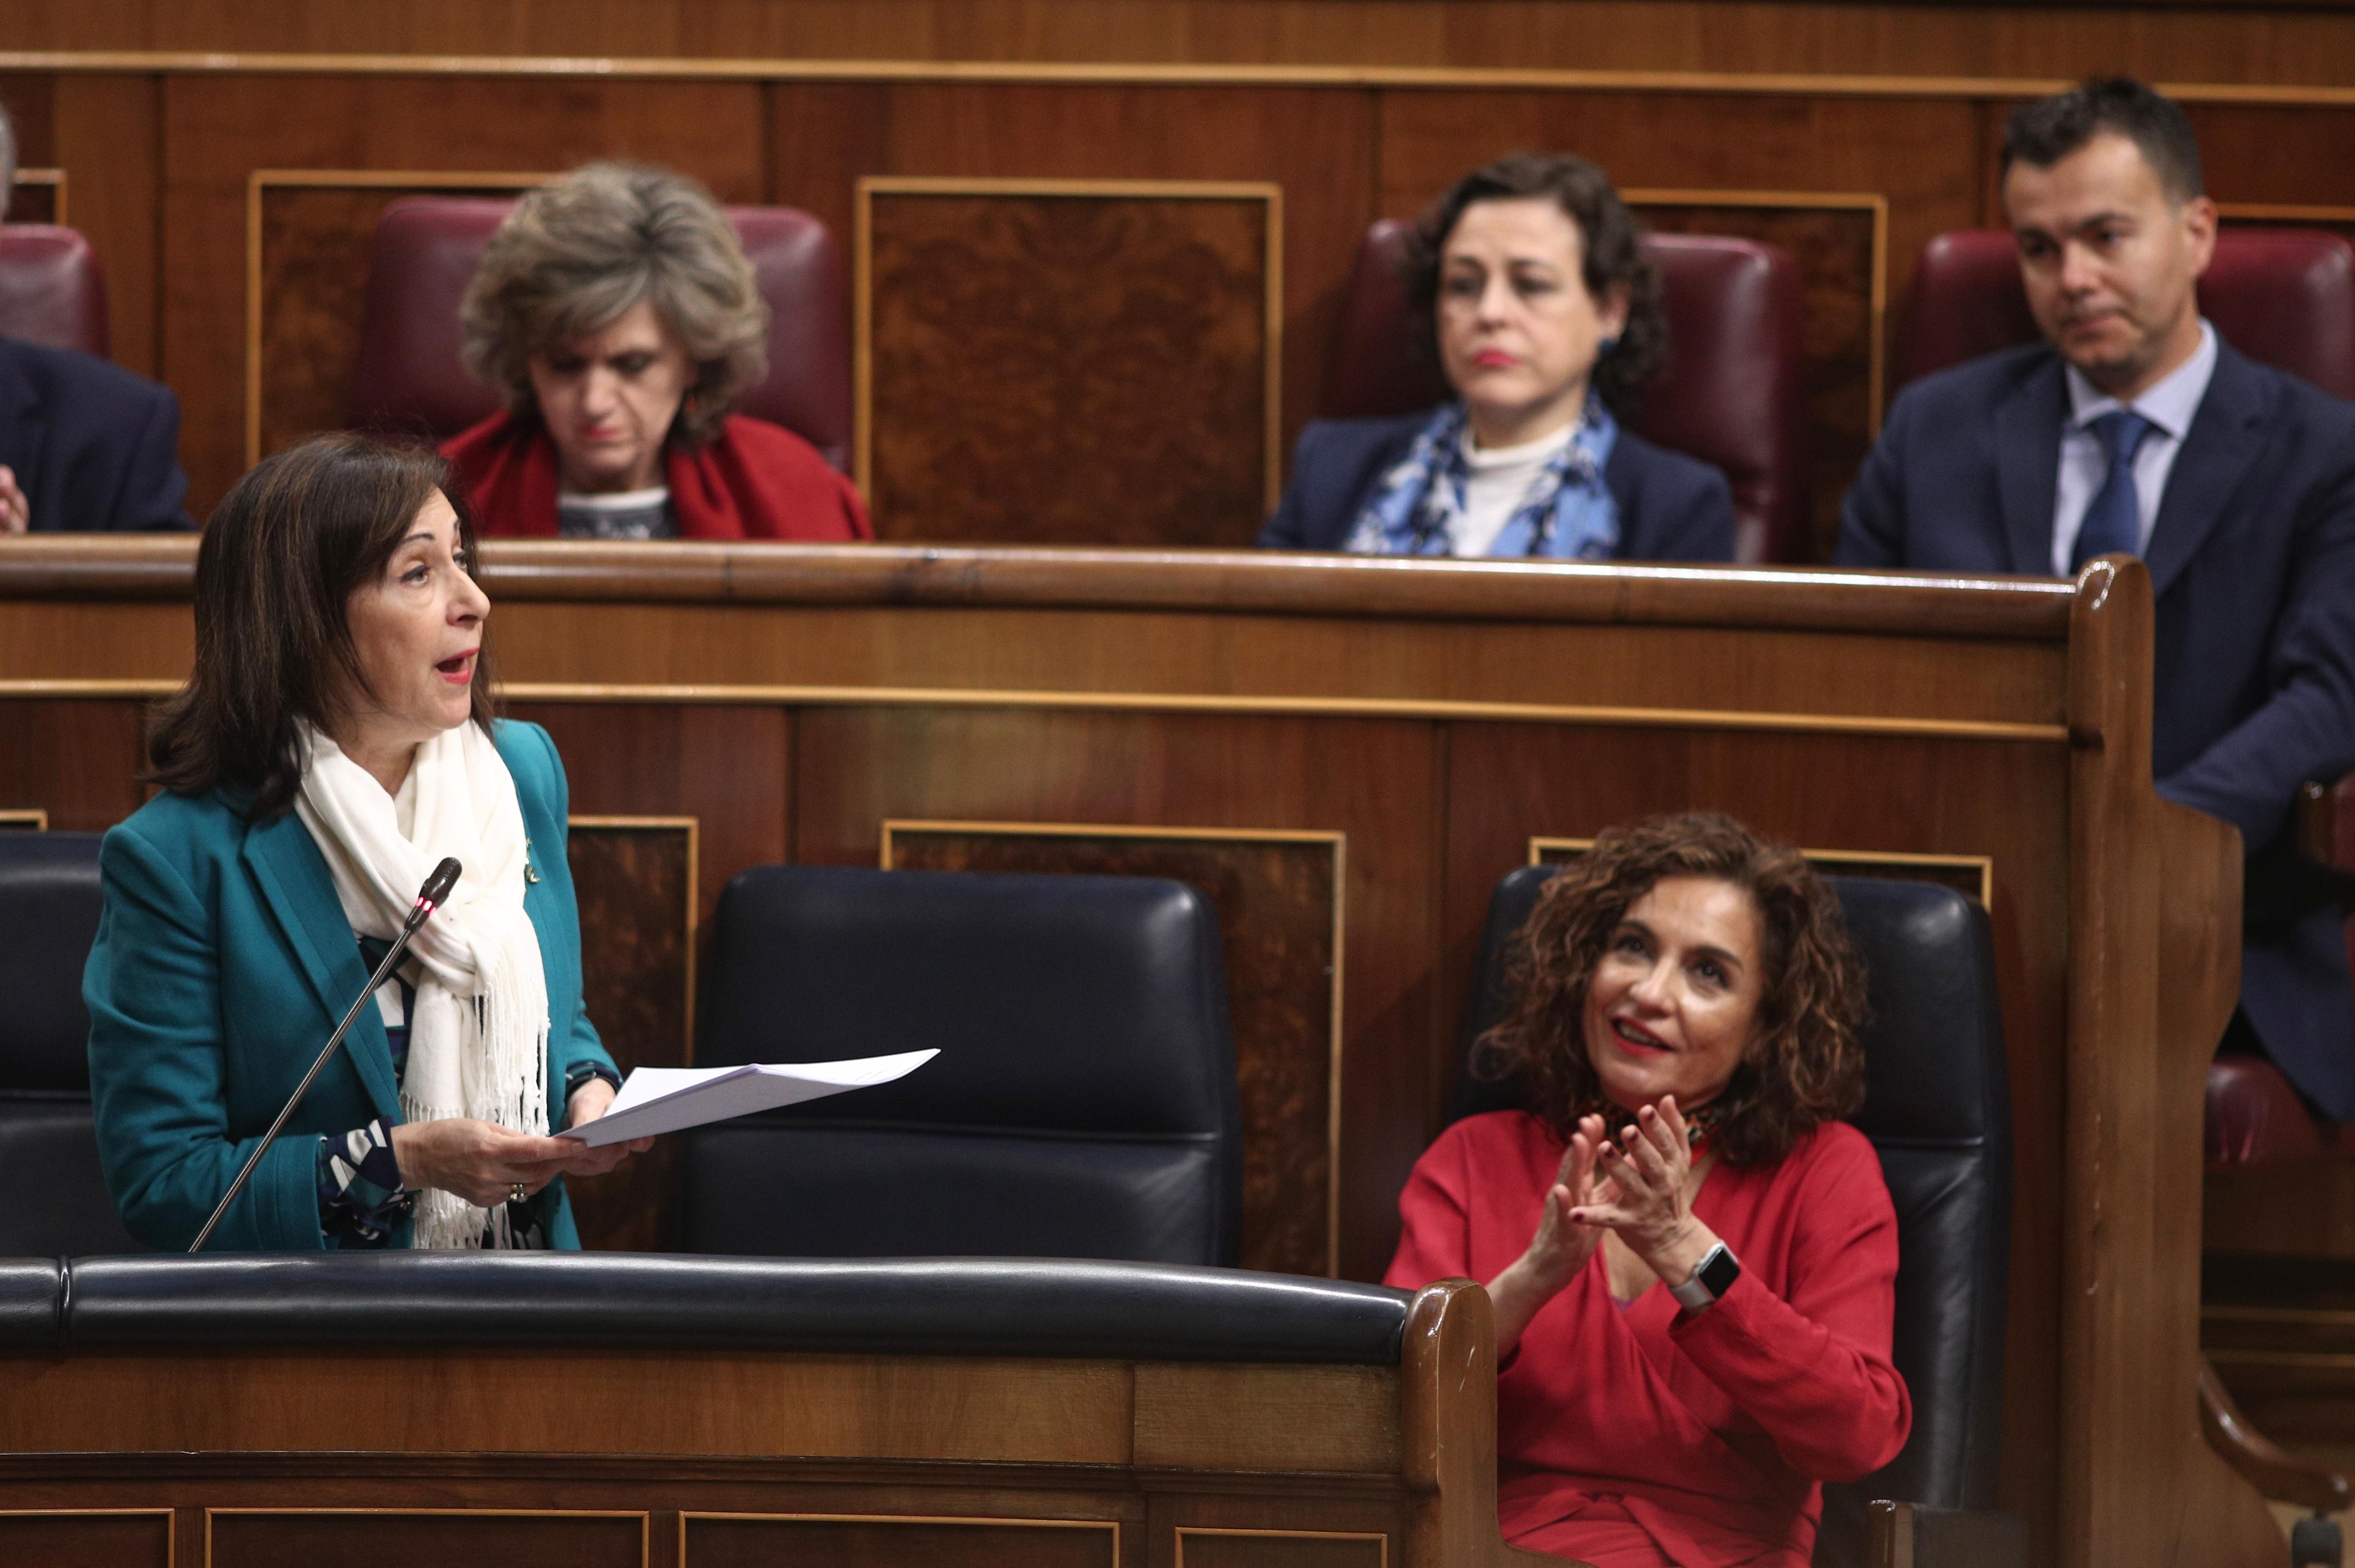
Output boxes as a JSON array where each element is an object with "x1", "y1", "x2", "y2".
[{"x1": 84, "y1": 719, "x2": 617, "y2": 1251}]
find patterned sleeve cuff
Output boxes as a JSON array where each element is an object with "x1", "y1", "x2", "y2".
[{"x1": 317, "y1": 1120, "x2": 413, "y2": 1247}]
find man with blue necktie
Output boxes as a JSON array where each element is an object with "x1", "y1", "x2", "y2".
[{"x1": 1839, "y1": 77, "x2": 2355, "y2": 1125}]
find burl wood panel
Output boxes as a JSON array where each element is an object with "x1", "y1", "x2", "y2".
[
  {"x1": 0, "y1": 1512, "x2": 169, "y2": 1568},
  {"x1": 683, "y1": 1515, "x2": 1117, "y2": 1568},
  {"x1": 0, "y1": 699, "x2": 149, "y2": 830},
  {"x1": 208, "y1": 1510, "x2": 644, "y2": 1567},
  {"x1": 886, "y1": 825, "x2": 1337, "y2": 1276},
  {"x1": 564, "y1": 820, "x2": 694, "y2": 1252},
  {"x1": 864, "y1": 189, "x2": 1271, "y2": 546},
  {"x1": 255, "y1": 181, "x2": 543, "y2": 464},
  {"x1": 1635, "y1": 201, "x2": 1878, "y2": 562},
  {"x1": 1177, "y1": 1530, "x2": 1388, "y2": 1568}
]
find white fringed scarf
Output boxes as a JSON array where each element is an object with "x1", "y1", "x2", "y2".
[{"x1": 295, "y1": 721, "x2": 550, "y2": 1248}]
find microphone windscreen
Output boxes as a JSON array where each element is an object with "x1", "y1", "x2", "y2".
[{"x1": 420, "y1": 857, "x2": 463, "y2": 907}]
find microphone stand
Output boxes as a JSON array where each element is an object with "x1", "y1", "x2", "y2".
[{"x1": 189, "y1": 858, "x2": 461, "y2": 1253}]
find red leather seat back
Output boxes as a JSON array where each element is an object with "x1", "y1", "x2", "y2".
[
  {"x1": 1320, "y1": 219, "x2": 1810, "y2": 564},
  {"x1": 1898, "y1": 228, "x2": 2355, "y2": 403},
  {"x1": 0, "y1": 226, "x2": 110, "y2": 358},
  {"x1": 351, "y1": 195, "x2": 853, "y2": 472}
]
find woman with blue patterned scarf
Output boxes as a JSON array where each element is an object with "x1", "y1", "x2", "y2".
[{"x1": 1264, "y1": 153, "x2": 1735, "y2": 564}]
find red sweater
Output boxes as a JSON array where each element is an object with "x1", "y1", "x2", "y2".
[
  {"x1": 442, "y1": 410, "x2": 872, "y2": 542},
  {"x1": 1385, "y1": 1111, "x2": 1910, "y2": 1568}
]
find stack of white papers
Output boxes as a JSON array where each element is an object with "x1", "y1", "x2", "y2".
[{"x1": 557, "y1": 1049, "x2": 939, "y2": 1148}]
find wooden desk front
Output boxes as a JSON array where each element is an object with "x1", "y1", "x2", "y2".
[{"x1": 0, "y1": 539, "x2": 2279, "y2": 1568}]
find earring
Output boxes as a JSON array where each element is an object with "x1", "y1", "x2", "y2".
[{"x1": 1596, "y1": 334, "x2": 1620, "y2": 357}]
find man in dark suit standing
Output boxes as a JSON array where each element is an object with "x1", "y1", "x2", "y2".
[
  {"x1": 1839, "y1": 78, "x2": 2355, "y2": 1121},
  {"x1": 0, "y1": 102, "x2": 192, "y2": 533}
]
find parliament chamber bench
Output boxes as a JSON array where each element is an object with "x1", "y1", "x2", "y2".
[{"x1": 0, "y1": 536, "x2": 2304, "y2": 1568}]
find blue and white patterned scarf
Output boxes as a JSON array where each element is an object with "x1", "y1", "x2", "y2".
[{"x1": 1342, "y1": 398, "x2": 1621, "y2": 559}]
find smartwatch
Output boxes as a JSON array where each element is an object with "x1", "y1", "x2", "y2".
[{"x1": 1668, "y1": 1243, "x2": 1741, "y2": 1312}]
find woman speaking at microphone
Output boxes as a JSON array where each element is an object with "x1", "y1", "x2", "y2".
[{"x1": 86, "y1": 433, "x2": 651, "y2": 1251}]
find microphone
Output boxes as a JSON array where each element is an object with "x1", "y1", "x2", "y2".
[{"x1": 189, "y1": 857, "x2": 463, "y2": 1252}]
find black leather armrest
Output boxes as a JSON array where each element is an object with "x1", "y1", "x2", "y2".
[
  {"x1": 62, "y1": 1254, "x2": 1411, "y2": 1362},
  {"x1": 1867, "y1": 1502, "x2": 2028, "y2": 1568},
  {"x1": 0, "y1": 1258, "x2": 63, "y2": 1347}
]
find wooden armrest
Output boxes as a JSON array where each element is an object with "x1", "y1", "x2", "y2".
[
  {"x1": 1866, "y1": 1501, "x2": 2029, "y2": 1568},
  {"x1": 2201, "y1": 1356, "x2": 2353, "y2": 1515},
  {"x1": 2297, "y1": 777, "x2": 2355, "y2": 876}
]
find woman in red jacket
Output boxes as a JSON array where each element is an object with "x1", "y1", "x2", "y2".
[
  {"x1": 445, "y1": 162, "x2": 870, "y2": 543},
  {"x1": 1387, "y1": 814, "x2": 1909, "y2": 1568}
]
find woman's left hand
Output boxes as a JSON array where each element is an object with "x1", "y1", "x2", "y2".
[
  {"x1": 552, "y1": 1078, "x2": 657, "y2": 1176},
  {"x1": 1568, "y1": 1095, "x2": 1721, "y2": 1290}
]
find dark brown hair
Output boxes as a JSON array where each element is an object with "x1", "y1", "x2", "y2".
[
  {"x1": 1478, "y1": 813, "x2": 1867, "y2": 1166},
  {"x1": 2003, "y1": 77, "x2": 2203, "y2": 206},
  {"x1": 1400, "y1": 151, "x2": 1667, "y2": 420},
  {"x1": 145, "y1": 434, "x2": 495, "y2": 820}
]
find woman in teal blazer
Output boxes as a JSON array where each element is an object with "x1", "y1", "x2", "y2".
[{"x1": 85, "y1": 435, "x2": 645, "y2": 1252}]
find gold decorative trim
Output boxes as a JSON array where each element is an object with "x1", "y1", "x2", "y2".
[
  {"x1": 206, "y1": 1509, "x2": 650, "y2": 1568},
  {"x1": 1626, "y1": 187, "x2": 1889, "y2": 438},
  {"x1": 882, "y1": 817, "x2": 1348, "y2": 1276},
  {"x1": 681, "y1": 1511, "x2": 1118, "y2": 1561},
  {"x1": 12, "y1": 167, "x2": 65, "y2": 226},
  {"x1": 0, "y1": 809, "x2": 48, "y2": 829},
  {"x1": 244, "y1": 168, "x2": 557, "y2": 467},
  {"x1": 11, "y1": 52, "x2": 2355, "y2": 108},
  {"x1": 1530, "y1": 835, "x2": 1995, "y2": 908},
  {"x1": 855, "y1": 176, "x2": 1285, "y2": 516},
  {"x1": 569, "y1": 814, "x2": 700, "y2": 1060},
  {"x1": 1176, "y1": 1525, "x2": 1389, "y2": 1565},
  {"x1": 0, "y1": 677, "x2": 2074, "y2": 742}
]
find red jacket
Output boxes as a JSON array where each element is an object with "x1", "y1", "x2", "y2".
[
  {"x1": 442, "y1": 410, "x2": 872, "y2": 541},
  {"x1": 1385, "y1": 1110, "x2": 1910, "y2": 1568}
]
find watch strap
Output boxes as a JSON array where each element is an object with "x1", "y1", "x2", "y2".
[{"x1": 1669, "y1": 1242, "x2": 1739, "y2": 1310}]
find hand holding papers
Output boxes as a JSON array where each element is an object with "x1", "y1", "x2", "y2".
[{"x1": 557, "y1": 1050, "x2": 940, "y2": 1148}]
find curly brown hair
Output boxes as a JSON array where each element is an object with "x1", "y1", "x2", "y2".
[
  {"x1": 1479, "y1": 813, "x2": 1867, "y2": 1166},
  {"x1": 1399, "y1": 151, "x2": 1667, "y2": 421}
]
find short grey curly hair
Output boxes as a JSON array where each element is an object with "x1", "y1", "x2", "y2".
[{"x1": 459, "y1": 162, "x2": 767, "y2": 445}]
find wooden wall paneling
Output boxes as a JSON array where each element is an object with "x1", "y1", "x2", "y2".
[
  {"x1": 882, "y1": 820, "x2": 1344, "y2": 1276},
  {"x1": 248, "y1": 170, "x2": 552, "y2": 469},
  {"x1": 2186, "y1": 102, "x2": 2355, "y2": 207},
  {"x1": 1529, "y1": 833, "x2": 1992, "y2": 905},
  {"x1": 0, "y1": 810, "x2": 49, "y2": 828},
  {"x1": 681, "y1": 1513, "x2": 1118, "y2": 1568},
  {"x1": 161, "y1": 73, "x2": 769, "y2": 517},
  {"x1": 564, "y1": 816, "x2": 698, "y2": 1252},
  {"x1": 0, "y1": 1509, "x2": 171, "y2": 1567},
  {"x1": 790, "y1": 706, "x2": 1439, "y2": 1282},
  {"x1": 1375, "y1": 90, "x2": 1980, "y2": 478},
  {"x1": 52, "y1": 75, "x2": 160, "y2": 374},
  {"x1": 778, "y1": 82, "x2": 1378, "y2": 504},
  {"x1": 206, "y1": 1509, "x2": 648, "y2": 1567},
  {"x1": 1175, "y1": 1527, "x2": 1389, "y2": 1568},
  {"x1": 14, "y1": 6, "x2": 2355, "y2": 86},
  {"x1": 8, "y1": 169, "x2": 63, "y2": 225},
  {"x1": 0, "y1": 697, "x2": 149, "y2": 830},
  {"x1": 857, "y1": 177, "x2": 1282, "y2": 545},
  {"x1": 1440, "y1": 719, "x2": 2071, "y2": 1552}
]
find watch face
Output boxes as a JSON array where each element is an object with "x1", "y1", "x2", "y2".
[{"x1": 1698, "y1": 1246, "x2": 1742, "y2": 1298}]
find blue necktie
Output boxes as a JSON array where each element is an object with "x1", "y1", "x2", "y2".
[{"x1": 2071, "y1": 409, "x2": 2155, "y2": 570}]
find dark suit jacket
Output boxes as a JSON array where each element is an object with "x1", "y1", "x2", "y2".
[
  {"x1": 0, "y1": 335, "x2": 193, "y2": 532},
  {"x1": 1259, "y1": 409, "x2": 1737, "y2": 562},
  {"x1": 1838, "y1": 339, "x2": 2355, "y2": 1118}
]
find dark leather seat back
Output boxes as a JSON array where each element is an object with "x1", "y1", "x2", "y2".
[
  {"x1": 1451, "y1": 864, "x2": 2010, "y2": 1567},
  {"x1": 0, "y1": 833, "x2": 143, "y2": 1254},
  {"x1": 1897, "y1": 227, "x2": 2355, "y2": 400},
  {"x1": 0, "y1": 226, "x2": 110, "y2": 356},
  {"x1": 1320, "y1": 220, "x2": 1810, "y2": 564},
  {"x1": 682, "y1": 867, "x2": 1244, "y2": 1265},
  {"x1": 350, "y1": 195, "x2": 855, "y2": 471}
]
